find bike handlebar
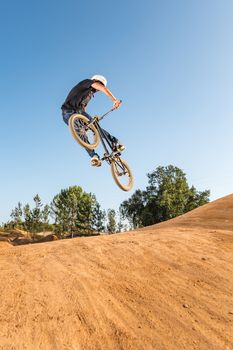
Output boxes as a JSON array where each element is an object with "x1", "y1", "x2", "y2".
[
  {"x1": 99, "y1": 100, "x2": 122, "y2": 121},
  {"x1": 111, "y1": 99, "x2": 122, "y2": 111}
]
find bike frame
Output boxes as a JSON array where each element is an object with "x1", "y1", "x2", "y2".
[
  {"x1": 74, "y1": 102, "x2": 129, "y2": 179},
  {"x1": 86, "y1": 102, "x2": 122, "y2": 162},
  {"x1": 94, "y1": 122, "x2": 116, "y2": 162}
]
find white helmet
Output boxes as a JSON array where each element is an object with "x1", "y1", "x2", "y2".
[{"x1": 91, "y1": 74, "x2": 107, "y2": 87}]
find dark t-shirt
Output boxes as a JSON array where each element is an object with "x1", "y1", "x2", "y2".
[{"x1": 61, "y1": 79, "x2": 95, "y2": 112}]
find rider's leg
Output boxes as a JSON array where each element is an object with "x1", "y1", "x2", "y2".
[
  {"x1": 100, "y1": 127, "x2": 125, "y2": 152},
  {"x1": 75, "y1": 109, "x2": 101, "y2": 165},
  {"x1": 62, "y1": 110, "x2": 100, "y2": 163},
  {"x1": 100, "y1": 127, "x2": 118, "y2": 144},
  {"x1": 62, "y1": 111, "x2": 73, "y2": 125},
  {"x1": 77, "y1": 109, "x2": 91, "y2": 120},
  {"x1": 63, "y1": 109, "x2": 117, "y2": 143},
  {"x1": 75, "y1": 109, "x2": 124, "y2": 159},
  {"x1": 77, "y1": 109, "x2": 119, "y2": 145}
]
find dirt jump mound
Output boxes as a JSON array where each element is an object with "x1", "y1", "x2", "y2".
[{"x1": 0, "y1": 195, "x2": 233, "y2": 350}]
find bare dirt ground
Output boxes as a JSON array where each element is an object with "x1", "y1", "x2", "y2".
[{"x1": 0, "y1": 195, "x2": 233, "y2": 350}]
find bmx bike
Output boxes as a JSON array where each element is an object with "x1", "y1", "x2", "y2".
[{"x1": 68, "y1": 105, "x2": 133, "y2": 192}]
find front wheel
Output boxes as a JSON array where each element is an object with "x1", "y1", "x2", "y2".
[
  {"x1": 111, "y1": 157, "x2": 133, "y2": 191},
  {"x1": 68, "y1": 114, "x2": 100, "y2": 150}
]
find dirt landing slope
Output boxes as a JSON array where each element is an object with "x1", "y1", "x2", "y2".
[
  {"x1": 155, "y1": 193, "x2": 233, "y2": 230},
  {"x1": 0, "y1": 195, "x2": 233, "y2": 350}
]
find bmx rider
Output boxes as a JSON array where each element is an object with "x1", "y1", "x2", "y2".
[{"x1": 61, "y1": 75, "x2": 124, "y2": 167}]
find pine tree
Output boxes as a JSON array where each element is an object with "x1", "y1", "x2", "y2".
[
  {"x1": 92, "y1": 203, "x2": 106, "y2": 233},
  {"x1": 31, "y1": 194, "x2": 43, "y2": 232},
  {"x1": 23, "y1": 204, "x2": 33, "y2": 232},
  {"x1": 107, "y1": 209, "x2": 117, "y2": 234},
  {"x1": 10, "y1": 202, "x2": 23, "y2": 228}
]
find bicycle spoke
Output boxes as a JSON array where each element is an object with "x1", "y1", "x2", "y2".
[
  {"x1": 114, "y1": 159, "x2": 127, "y2": 175},
  {"x1": 73, "y1": 118, "x2": 96, "y2": 144},
  {"x1": 69, "y1": 115, "x2": 99, "y2": 150},
  {"x1": 113, "y1": 159, "x2": 130, "y2": 189}
]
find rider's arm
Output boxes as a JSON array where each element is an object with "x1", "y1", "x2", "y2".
[{"x1": 91, "y1": 82, "x2": 121, "y2": 109}]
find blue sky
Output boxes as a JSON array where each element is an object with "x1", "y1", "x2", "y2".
[{"x1": 1, "y1": 0, "x2": 233, "y2": 222}]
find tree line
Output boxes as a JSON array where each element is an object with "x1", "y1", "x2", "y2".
[
  {"x1": 120, "y1": 165, "x2": 210, "y2": 228},
  {"x1": 3, "y1": 187, "x2": 120, "y2": 237},
  {"x1": 2, "y1": 165, "x2": 210, "y2": 237}
]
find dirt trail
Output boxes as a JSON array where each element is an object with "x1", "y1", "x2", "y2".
[{"x1": 0, "y1": 195, "x2": 233, "y2": 350}]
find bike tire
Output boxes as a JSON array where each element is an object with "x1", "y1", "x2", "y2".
[
  {"x1": 111, "y1": 157, "x2": 134, "y2": 192},
  {"x1": 69, "y1": 114, "x2": 100, "y2": 150}
]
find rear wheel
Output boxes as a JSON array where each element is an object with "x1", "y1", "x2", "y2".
[
  {"x1": 68, "y1": 114, "x2": 100, "y2": 150},
  {"x1": 111, "y1": 157, "x2": 133, "y2": 191}
]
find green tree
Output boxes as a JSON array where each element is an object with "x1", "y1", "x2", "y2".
[
  {"x1": 116, "y1": 211, "x2": 124, "y2": 232},
  {"x1": 10, "y1": 196, "x2": 51, "y2": 234},
  {"x1": 41, "y1": 204, "x2": 51, "y2": 231},
  {"x1": 185, "y1": 185, "x2": 210, "y2": 212},
  {"x1": 92, "y1": 202, "x2": 106, "y2": 233},
  {"x1": 10, "y1": 202, "x2": 23, "y2": 228},
  {"x1": 42, "y1": 204, "x2": 50, "y2": 224},
  {"x1": 107, "y1": 209, "x2": 117, "y2": 234},
  {"x1": 120, "y1": 190, "x2": 145, "y2": 229},
  {"x1": 31, "y1": 194, "x2": 43, "y2": 232},
  {"x1": 120, "y1": 165, "x2": 210, "y2": 228},
  {"x1": 51, "y1": 186, "x2": 99, "y2": 238},
  {"x1": 23, "y1": 203, "x2": 33, "y2": 232}
]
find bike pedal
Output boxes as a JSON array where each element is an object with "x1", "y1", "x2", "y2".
[{"x1": 102, "y1": 153, "x2": 109, "y2": 160}]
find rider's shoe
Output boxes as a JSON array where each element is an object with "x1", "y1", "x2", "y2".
[
  {"x1": 91, "y1": 155, "x2": 102, "y2": 167},
  {"x1": 113, "y1": 143, "x2": 125, "y2": 152}
]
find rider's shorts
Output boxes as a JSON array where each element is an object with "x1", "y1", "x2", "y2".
[
  {"x1": 62, "y1": 110, "x2": 73, "y2": 125},
  {"x1": 62, "y1": 108, "x2": 91, "y2": 125}
]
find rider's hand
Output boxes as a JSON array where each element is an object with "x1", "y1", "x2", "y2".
[{"x1": 113, "y1": 99, "x2": 121, "y2": 110}]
